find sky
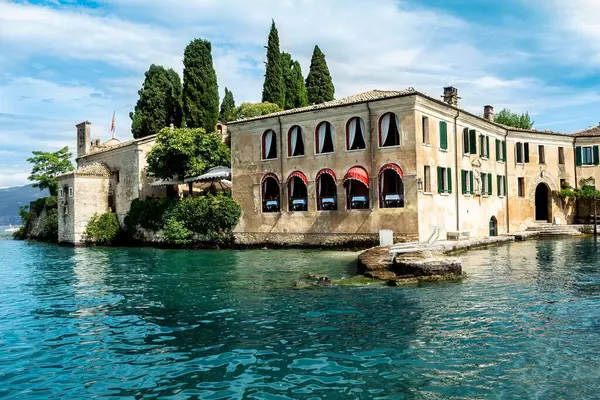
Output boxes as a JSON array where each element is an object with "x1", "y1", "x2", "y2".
[{"x1": 2, "y1": 0, "x2": 600, "y2": 188}]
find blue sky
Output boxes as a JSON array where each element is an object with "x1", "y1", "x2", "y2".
[{"x1": 2, "y1": 0, "x2": 600, "y2": 187}]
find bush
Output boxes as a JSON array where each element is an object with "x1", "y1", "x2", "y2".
[
  {"x1": 125, "y1": 197, "x2": 174, "y2": 233},
  {"x1": 38, "y1": 207, "x2": 58, "y2": 242},
  {"x1": 84, "y1": 212, "x2": 121, "y2": 245},
  {"x1": 163, "y1": 218, "x2": 193, "y2": 245}
]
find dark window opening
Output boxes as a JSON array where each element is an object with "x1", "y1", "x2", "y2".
[
  {"x1": 558, "y1": 147, "x2": 565, "y2": 165},
  {"x1": 262, "y1": 177, "x2": 280, "y2": 212},
  {"x1": 288, "y1": 126, "x2": 304, "y2": 157},
  {"x1": 262, "y1": 130, "x2": 277, "y2": 160},
  {"x1": 380, "y1": 169, "x2": 404, "y2": 208},
  {"x1": 289, "y1": 177, "x2": 308, "y2": 211},
  {"x1": 518, "y1": 177, "x2": 525, "y2": 197},
  {"x1": 380, "y1": 113, "x2": 400, "y2": 147},
  {"x1": 317, "y1": 174, "x2": 337, "y2": 210},
  {"x1": 347, "y1": 117, "x2": 366, "y2": 150},
  {"x1": 346, "y1": 180, "x2": 369, "y2": 210},
  {"x1": 316, "y1": 122, "x2": 334, "y2": 154}
]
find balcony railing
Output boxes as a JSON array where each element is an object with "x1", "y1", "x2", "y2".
[
  {"x1": 289, "y1": 198, "x2": 308, "y2": 212},
  {"x1": 317, "y1": 196, "x2": 337, "y2": 211}
]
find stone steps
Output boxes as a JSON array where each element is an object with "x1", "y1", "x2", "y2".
[{"x1": 525, "y1": 223, "x2": 582, "y2": 237}]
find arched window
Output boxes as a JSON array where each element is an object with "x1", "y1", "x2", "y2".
[
  {"x1": 315, "y1": 121, "x2": 334, "y2": 154},
  {"x1": 262, "y1": 130, "x2": 277, "y2": 160},
  {"x1": 261, "y1": 173, "x2": 280, "y2": 212},
  {"x1": 379, "y1": 163, "x2": 404, "y2": 208},
  {"x1": 346, "y1": 117, "x2": 366, "y2": 150},
  {"x1": 288, "y1": 171, "x2": 308, "y2": 211},
  {"x1": 316, "y1": 169, "x2": 337, "y2": 211},
  {"x1": 343, "y1": 166, "x2": 369, "y2": 209},
  {"x1": 288, "y1": 126, "x2": 304, "y2": 157},
  {"x1": 379, "y1": 112, "x2": 400, "y2": 147}
]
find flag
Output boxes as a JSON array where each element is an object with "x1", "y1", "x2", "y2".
[{"x1": 110, "y1": 111, "x2": 115, "y2": 136}]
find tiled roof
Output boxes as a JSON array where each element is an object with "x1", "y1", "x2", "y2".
[
  {"x1": 500, "y1": 125, "x2": 568, "y2": 136},
  {"x1": 228, "y1": 89, "x2": 417, "y2": 123},
  {"x1": 573, "y1": 126, "x2": 600, "y2": 137},
  {"x1": 75, "y1": 163, "x2": 111, "y2": 177}
]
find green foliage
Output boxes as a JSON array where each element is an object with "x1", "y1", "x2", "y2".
[
  {"x1": 219, "y1": 87, "x2": 236, "y2": 122},
  {"x1": 234, "y1": 102, "x2": 282, "y2": 120},
  {"x1": 27, "y1": 146, "x2": 74, "y2": 196},
  {"x1": 183, "y1": 39, "x2": 220, "y2": 131},
  {"x1": 163, "y1": 218, "x2": 193, "y2": 245},
  {"x1": 554, "y1": 180, "x2": 600, "y2": 201},
  {"x1": 282, "y1": 52, "x2": 309, "y2": 110},
  {"x1": 261, "y1": 20, "x2": 285, "y2": 109},
  {"x1": 305, "y1": 45, "x2": 335, "y2": 104},
  {"x1": 494, "y1": 109, "x2": 534, "y2": 130},
  {"x1": 125, "y1": 197, "x2": 174, "y2": 233},
  {"x1": 146, "y1": 127, "x2": 230, "y2": 180},
  {"x1": 129, "y1": 64, "x2": 184, "y2": 139},
  {"x1": 18, "y1": 205, "x2": 30, "y2": 225},
  {"x1": 83, "y1": 212, "x2": 121, "y2": 245}
]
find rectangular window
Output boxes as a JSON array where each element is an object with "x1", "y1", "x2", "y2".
[
  {"x1": 495, "y1": 139, "x2": 500, "y2": 161},
  {"x1": 578, "y1": 146, "x2": 599, "y2": 166},
  {"x1": 463, "y1": 128, "x2": 470, "y2": 154},
  {"x1": 502, "y1": 141, "x2": 507, "y2": 161},
  {"x1": 560, "y1": 179, "x2": 567, "y2": 189},
  {"x1": 437, "y1": 166, "x2": 452, "y2": 194},
  {"x1": 482, "y1": 173, "x2": 492, "y2": 196},
  {"x1": 558, "y1": 147, "x2": 565, "y2": 165},
  {"x1": 516, "y1": 142, "x2": 529, "y2": 163},
  {"x1": 539, "y1": 145, "x2": 545, "y2": 164},
  {"x1": 59, "y1": 189, "x2": 63, "y2": 198},
  {"x1": 497, "y1": 175, "x2": 506, "y2": 197},
  {"x1": 422, "y1": 116, "x2": 430, "y2": 145},
  {"x1": 469, "y1": 129, "x2": 477, "y2": 155},
  {"x1": 524, "y1": 142, "x2": 530, "y2": 163},
  {"x1": 439, "y1": 121, "x2": 447, "y2": 150},
  {"x1": 68, "y1": 187, "x2": 74, "y2": 197},
  {"x1": 518, "y1": 177, "x2": 525, "y2": 197},
  {"x1": 424, "y1": 165, "x2": 431, "y2": 193},
  {"x1": 461, "y1": 170, "x2": 474, "y2": 195},
  {"x1": 479, "y1": 135, "x2": 489, "y2": 158}
]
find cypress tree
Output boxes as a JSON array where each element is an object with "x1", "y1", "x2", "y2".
[
  {"x1": 129, "y1": 64, "x2": 183, "y2": 139},
  {"x1": 261, "y1": 20, "x2": 285, "y2": 109},
  {"x1": 305, "y1": 45, "x2": 335, "y2": 104},
  {"x1": 219, "y1": 87, "x2": 236, "y2": 122},
  {"x1": 183, "y1": 39, "x2": 219, "y2": 131},
  {"x1": 282, "y1": 52, "x2": 309, "y2": 110}
]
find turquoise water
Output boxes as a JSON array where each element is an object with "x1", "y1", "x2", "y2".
[{"x1": 2, "y1": 239, "x2": 600, "y2": 399}]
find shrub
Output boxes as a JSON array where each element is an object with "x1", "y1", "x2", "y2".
[
  {"x1": 84, "y1": 212, "x2": 121, "y2": 245},
  {"x1": 163, "y1": 218, "x2": 193, "y2": 245},
  {"x1": 38, "y1": 207, "x2": 58, "y2": 242},
  {"x1": 125, "y1": 197, "x2": 174, "y2": 233}
]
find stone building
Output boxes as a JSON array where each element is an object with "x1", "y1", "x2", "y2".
[{"x1": 228, "y1": 87, "x2": 599, "y2": 246}]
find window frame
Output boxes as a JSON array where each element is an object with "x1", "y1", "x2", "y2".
[
  {"x1": 261, "y1": 129, "x2": 278, "y2": 161},
  {"x1": 315, "y1": 121, "x2": 335, "y2": 155},
  {"x1": 378, "y1": 112, "x2": 401, "y2": 148},
  {"x1": 345, "y1": 117, "x2": 366, "y2": 152},
  {"x1": 558, "y1": 147, "x2": 565, "y2": 165},
  {"x1": 538, "y1": 145, "x2": 545, "y2": 164},
  {"x1": 582, "y1": 146, "x2": 594, "y2": 165},
  {"x1": 424, "y1": 165, "x2": 432, "y2": 194},
  {"x1": 517, "y1": 177, "x2": 525, "y2": 197},
  {"x1": 261, "y1": 174, "x2": 281, "y2": 213},
  {"x1": 422, "y1": 116, "x2": 430, "y2": 145},
  {"x1": 287, "y1": 125, "x2": 305, "y2": 158}
]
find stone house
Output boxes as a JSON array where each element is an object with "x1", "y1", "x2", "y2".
[{"x1": 228, "y1": 87, "x2": 600, "y2": 246}]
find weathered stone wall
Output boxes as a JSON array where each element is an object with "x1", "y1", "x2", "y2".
[
  {"x1": 234, "y1": 232, "x2": 418, "y2": 248},
  {"x1": 58, "y1": 176, "x2": 75, "y2": 243},
  {"x1": 70, "y1": 176, "x2": 109, "y2": 244}
]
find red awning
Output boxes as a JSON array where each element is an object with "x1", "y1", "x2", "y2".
[
  {"x1": 288, "y1": 170, "x2": 308, "y2": 186},
  {"x1": 261, "y1": 172, "x2": 280, "y2": 184},
  {"x1": 379, "y1": 163, "x2": 404, "y2": 179},
  {"x1": 343, "y1": 166, "x2": 369, "y2": 187},
  {"x1": 316, "y1": 168, "x2": 336, "y2": 182}
]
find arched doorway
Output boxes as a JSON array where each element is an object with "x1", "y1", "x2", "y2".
[
  {"x1": 535, "y1": 183, "x2": 550, "y2": 222},
  {"x1": 489, "y1": 216, "x2": 497, "y2": 237}
]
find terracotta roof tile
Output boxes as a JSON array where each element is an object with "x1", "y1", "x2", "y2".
[
  {"x1": 75, "y1": 163, "x2": 111, "y2": 177},
  {"x1": 573, "y1": 126, "x2": 600, "y2": 137}
]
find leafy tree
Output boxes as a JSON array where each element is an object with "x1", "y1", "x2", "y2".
[
  {"x1": 261, "y1": 20, "x2": 285, "y2": 109},
  {"x1": 219, "y1": 87, "x2": 236, "y2": 122},
  {"x1": 183, "y1": 39, "x2": 220, "y2": 131},
  {"x1": 494, "y1": 109, "x2": 534, "y2": 130},
  {"x1": 27, "y1": 146, "x2": 74, "y2": 196},
  {"x1": 84, "y1": 212, "x2": 121, "y2": 245},
  {"x1": 146, "y1": 127, "x2": 230, "y2": 180},
  {"x1": 305, "y1": 45, "x2": 335, "y2": 104},
  {"x1": 282, "y1": 52, "x2": 309, "y2": 110},
  {"x1": 130, "y1": 64, "x2": 183, "y2": 139},
  {"x1": 234, "y1": 102, "x2": 282, "y2": 119}
]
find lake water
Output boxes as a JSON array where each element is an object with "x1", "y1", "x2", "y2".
[{"x1": 2, "y1": 238, "x2": 600, "y2": 399}]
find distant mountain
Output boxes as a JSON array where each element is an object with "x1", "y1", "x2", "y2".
[{"x1": 0, "y1": 184, "x2": 49, "y2": 225}]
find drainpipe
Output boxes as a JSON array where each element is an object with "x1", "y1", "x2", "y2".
[
  {"x1": 278, "y1": 117, "x2": 284, "y2": 207},
  {"x1": 454, "y1": 110, "x2": 460, "y2": 231},
  {"x1": 366, "y1": 102, "x2": 374, "y2": 210},
  {"x1": 573, "y1": 138, "x2": 579, "y2": 225},
  {"x1": 504, "y1": 130, "x2": 510, "y2": 233}
]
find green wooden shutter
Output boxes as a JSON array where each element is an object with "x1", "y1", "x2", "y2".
[
  {"x1": 524, "y1": 143, "x2": 530, "y2": 163},
  {"x1": 461, "y1": 170, "x2": 466, "y2": 194},
  {"x1": 488, "y1": 173, "x2": 493, "y2": 195},
  {"x1": 479, "y1": 135, "x2": 484, "y2": 157},
  {"x1": 516, "y1": 142, "x2": 523, "y2": 163},
  {"x1": 503, "y1": 176, "x2": 507, "y2": 196},
  {"x1": 469, "y1": 129, "x2": 477, "y2": 155},
  {"x1": 496, "y1": 139, "x2": 500, "y2": 160},
  {"x1": 576, "y1": 146, "x2": 582, "y2": 166},
  {"x1": 469, "y1": 172, "x2": 474, "y2": 194},
  {"x1": 440, "y1": 121, "x2": 448, "y2": 150},
  {"x1": 463, "y1": 128, "x2": 469, "y2": 154},
  {"x1": 437, "y1": 167, "x2": 443, "y2": 193},
  {"x1": 502, "y1": 141, "x2": 507, "y2": 161},
  {"x1": 447, "y1": 168, "x2": 452, "y2": 194},
  {"x1": 594, "y1": 146, "x2": 599, "y2": 165},
  {"x1": 497, "y1": 175, "x2": 501, "y2": 196}
]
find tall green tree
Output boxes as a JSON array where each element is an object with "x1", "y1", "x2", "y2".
[
  {"x1": 234, "y1": 102, "x2": 282, "y2": 120},
  {"x1": 146, "y1": 127, "x2": 230, "y2": 180},
  {"x1": 261, "y1": 20, "x2": 285, "y2": 109},
  {"x1": 27, "y1": 146, "x2": 74, "y2": 196},
  {"x1": 183, "y1": 39, "x2": 220, "y2": 130},
  {"x1": 305, "y1": 45, "x2": 335, "y2": 104},
  {"x1": 282, "y1": 52, "x2": 308, "y2": 110},
  {"x1": 494, "y1": 109, "x2": 534, "y2": 129},
  {"x1": 130, "y1": 64, "x2": 183, "y2": 139},
  {"x1": 219, "y1": 87, "x2": 236, "y2": 122}
]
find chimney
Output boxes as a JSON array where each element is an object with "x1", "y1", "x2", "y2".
[
  {"x1": 442, "y1": 86, "x2": 459, "y2": 106},
  {"x1": 484, "y1": 105, "x2": 494, "y2": 122},
  {"x1": 76, "y1": 121, "x2": 92, "y2": 157},
  {"x1": 95, "y1": 139, "x2": 101, "y2": 146}
]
